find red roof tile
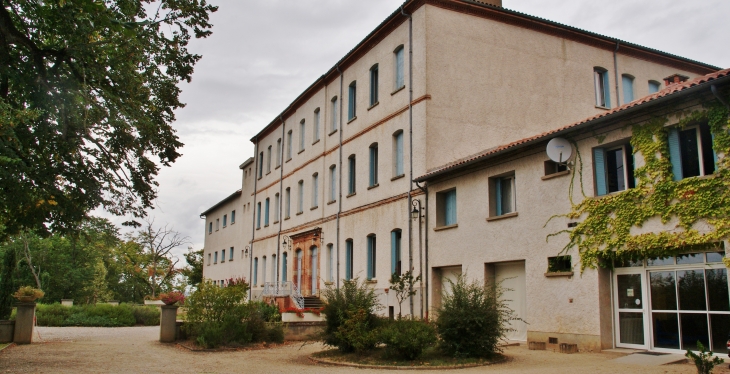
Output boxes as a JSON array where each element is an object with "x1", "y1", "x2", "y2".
[{"x1": 415, "y1": 67, "x2": 730, "y2": 182}]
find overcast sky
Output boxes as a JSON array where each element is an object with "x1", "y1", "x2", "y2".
[{"x1": 105, "y1": 0, "x2": 730, "y2": 261}]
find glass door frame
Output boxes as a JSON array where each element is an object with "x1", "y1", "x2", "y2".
[{"x1": 613, "y1": 268, "x2": 650, "y2": 349}]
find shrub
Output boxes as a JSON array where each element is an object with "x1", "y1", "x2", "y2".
[
  {"x1": 132, "y1": 306, "x2": 160, "y2": 326},
  {"x1": 265, "y1": 322, "x2": 285, "y2": 343},
  {"x1": 35, "y1": 303, "x2": 73, "y2": 326},
  {"x1": 35, "y1": 303, "x2": 139, "y2": 327},
  {"x1": 321, "y1": 278, "x2": 382, "y2": 352},
  {"x1": 80, "y1": 303, "x2": 136, "y2": 326},
  {"x1": 686, "y1": 341, "x2": 724, "y2": 374},
  {"x1": 435, "y1": 274, "x2": 518, "y2": 358},
  {"x1": 381, "y1": 318, "x2": 437, "y2": 360}
]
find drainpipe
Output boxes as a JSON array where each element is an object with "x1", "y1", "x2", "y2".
[
  {"x1": 249, "y1": 136, "x2": 260, "y2": 301},
  {"x1": 276, "y1": 115, "x2": 286, "y2": 288},
  {"x1": 613, "y1": 41, "x2": 620, "y2": 107},
  {"x1": 336, "y1": 64, "x2": 344, "y2": 289},
  {"x1": 416, "y1": 181, "x2": 428, "y2": 320},
  {"x1": 401, "y1": 4, "x2": 415, "y2": 318}
]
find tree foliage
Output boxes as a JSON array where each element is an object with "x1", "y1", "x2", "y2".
[
  {"x1": 181, "y1": 248, "x2": 203, "y2": 287},
  {"x1": 0, "y1": 0, "x2": 218, "y2": 238}
]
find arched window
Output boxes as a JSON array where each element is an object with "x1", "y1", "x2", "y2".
[
  {"x1": 281, "y1": 252, "x2": 288, "y2": 282},
  {"x1": 274, "y1": 193, "x2": 280, "y2": 222},
  {"x1": 348, "y1": 155, "x2": 356, "y2": 195},
  {"x1": 267, "y1": 145, "x2": 272, "y2": 173},
  {"x1": 313, "y1": 108, "x2": 321, "y2": 142},
  {"x1": 329, "y1": 165, "x2": 337, "y2": 202},
  {"x1": 393, "y1": 130, "x2": 404, "y2": 177},
  {"x1": 345, "y1": 239, "x2": 354, "y2": 280},
  {"x1": 299, "y1": 119, "x2": 306, "y2": 152},
  {"x1": 286, "y1": 130, "x2": 293, "y2": 160},
  {"x1": 331, "y1": 96, "x2": 338, "y2": 132},
  {"x1": 312, "y1": 173, "x2": 319, "y2": 208},
  {"x1": 348, "y1": 81, "x2": 357, "y2": 121},
  {"x1": 370, "y1": 64, "x2": 379, "y2": 106},
  {"x1": 622, "y1": 74, "x2": 635, "y2": 104},
  {"x1": 253, "y1": 257, "x2": 259, "y2": 285},
  {"x1": 264, "y1": 198, "x2": 270, "y2": 226},
  {"x1": 593, "y1": 67, "x2": 610, "y2": 108},
  {"x1": 394, "y1": 45, "x2": 405, "y2": 90},
  {"x1": 326, "y1": 243, "x2": 334, "y2": 282},
  {"x1": 369, "y1": 143, "x2": 378, "y2": 187},
  {"x1": 285, "y1": 187, "x2": 291, "y2": 218},
  {"x1": 391, "y1": 229, "x2": 402, "y2": 275},
  {"x1": 276, "y1": 138, "x2": 282, "y2": 167},
  {"x1": 648, "y1": 80, "x2": 661, "y2": 94},
  {"x1": 262, "y1": 256, "x2": 267, "y2": 284},
  {"x1": 367, "y1": 234, "x2": 376, "y2": 280},
  {"x1": 297, "y1": 180, "x2": 304, "y2": 213}
]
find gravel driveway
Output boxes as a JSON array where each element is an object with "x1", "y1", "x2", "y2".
[{"x1": 0, "y1": 326, "x2": 724, "y2": 373}]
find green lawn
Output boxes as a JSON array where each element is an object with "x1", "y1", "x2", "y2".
[{"x1": 312, "y1": 347, "x2": 504, "y2": 368}]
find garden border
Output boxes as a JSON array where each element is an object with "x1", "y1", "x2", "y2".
[{"x1": 308, "y1": 352, "x2": 508, "y2": 370}]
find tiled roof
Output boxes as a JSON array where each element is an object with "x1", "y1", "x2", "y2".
[
  {"x1": 414, "y1": 67, "x2": 730, "y2": 182},
  {"x1": 200, "y1": 189, "x2": 242, "y2": 217}
]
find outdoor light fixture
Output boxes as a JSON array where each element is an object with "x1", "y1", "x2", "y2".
[
  {"x1": 411, "y1": 199, "x2": 422, "y2": 221},
  {"x1": 281, "y1": 234, "x2": 292, "y2": 251},
  {"x1": 244, "y1": 245, "x2": 250, "y2": 257}
]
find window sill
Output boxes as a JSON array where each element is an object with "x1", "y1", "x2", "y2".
[
  {"x1": 215, "y1": 230, "x2": 219, "y2": 232},
  {"x1": 391, "y1": 85, "x2": 406, "y2": 96},
  {"x1": 273, "y1": 220, "x2": 279, "y2": 225},
  {"x1": 231, "y1": 222, "x2": 235, "y2": 225},
  {"x1": 595, "y1": 105, "x2": 610, "y2": 110},
  {"x1": 298, "y1": 149, "x2": 305, "y2": 155},
  {"x1": 367, "y1": 183, "x2": 379, "y2": 190},
  {"x1": 214, "y1": 262, "x2": 218, "y2": 265},
  {"x1": 544, "y1": 271, "x2": 574, "y2": 278},
  {"x1": 367, "y1": 102, "x2": 379, "y2": 111},
  {"x1": 266, "y1": 171, "x2": 271, "y2": 176},
  {"x1": 221, "y1": 261, "x2": 225, "y2": 263},
  {"x1": 285, "y1": 216, "x2": 290, "y2": 221},
  {"x1": 391, "y1": 174, "x2": 405, "y2": 181},
  {"x1": 347, "y1": 192, "x2": 356, "y2": 198},
  {"x1": 207, "y1": 264, "x2": 210, "y2": 266},
  {"x1": 296, "y1": 211, "x2": 303, "y2": 216},
  {"x1": 324, "y1": 281, "x2": 334, "y2": 286},
  {"x1": 312, "y1": 139, "x2": 320, "y2": 145},
  {"x1": 275, "y1": 165, "x2": 281, "y2": 170},
  {"x1": 366, "y1": 279, "x2": 378, "y2": 284},
  {"x1": 229, "y1": 259, "x2": 234, "y2": 262},
  {"x1": 329, "y1": 129, "x2": 338, "y2": 136},
  {"x1": 257, "y1": 177, "x2": 262, "y2": 180},
  {"x1": 347, "y1": 116, "x2": 357, "y2": 124},
  {"x1": 327, "y1": 200, "x2": 336, "y2": 205},
  {"x1": 222, "y1": 226, "x2": 226, "y2": 229},
  {"x1": 542, "y1": 170, "x2": 570, "y2": 180},
  {"x1": 486, "y1": 212, "x2": 519, "y2": 222},
  {"x1": 310, "y1": 206, "x2": 318, "y2": 210},
  {"x1": 256, "y1": 227, "x2": 261, "y2": 230},
  {"x1": 286, "y1": 158, "x2": 292, "y2": 163},
  {"x1": 264, "y1": 224, "x2": 269, "y2": 228},
  {"x1": 434, "y1": 224, "x2": 458, "y2": 231}
]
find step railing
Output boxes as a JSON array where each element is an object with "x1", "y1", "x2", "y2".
[{"x1": 262, "y1": 281, "x2": 304, "y2": 309}]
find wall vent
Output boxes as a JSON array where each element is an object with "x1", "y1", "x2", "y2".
[{"x1": 548, "y1": 337, "x2": 558, "y2": 344}]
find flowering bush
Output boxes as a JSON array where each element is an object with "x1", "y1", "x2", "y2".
[
  {"x1": 13, "y1": 286, "x2": 44, "y2": 301},
  {"x1": 283, "y1": 307, "x2": 323, "y2": 318},
  {"x1": 159, "y1": 291, "x2": 185, "y2": 305}
]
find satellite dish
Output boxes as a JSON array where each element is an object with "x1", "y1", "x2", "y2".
[{"x1": 546, "y1": 138, "x2": 573, "y2": 163}]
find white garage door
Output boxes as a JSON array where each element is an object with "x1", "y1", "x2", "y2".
[{"x1": 495, "y1": 261, "x2": 527, "y2": 341}]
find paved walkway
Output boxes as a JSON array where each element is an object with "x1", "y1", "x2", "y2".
[{"x1": 0, "y1": 326, "x2": 726, "y2": 373}]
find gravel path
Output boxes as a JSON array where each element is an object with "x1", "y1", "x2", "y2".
[{"x1": 0, "y1": 326, "x2": 725, "y2": 373}]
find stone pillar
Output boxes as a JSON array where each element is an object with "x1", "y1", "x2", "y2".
[
  {"x1": 13, "y1": 303, "x2": 36, "y2": 344},
  {"x1": 159, "y1": 305, "x2": 179, "y2": 343}
]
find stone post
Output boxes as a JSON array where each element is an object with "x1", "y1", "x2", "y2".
[
  {"x1": 159, "y1": 305, "x2": 179, "y2": 343},
  {"x1": 13, "y1": 302, "x2": 36, "y2": 344}
]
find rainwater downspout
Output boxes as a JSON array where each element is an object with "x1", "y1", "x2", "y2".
[
  {"x1": 249, "y1": 137, "x2": 260, "y2": 301},
  {"x1": 336, "y1": 64, "x2": 344, "y2": 289},
  {"x1": 613, "y1": 41, "x2": 620, "y2": 107},
  {"x1": 401, "y1": 4, "x2": 415, "y2": 318},
  {"x1": 416, "y1": 181, "x2": 428, "y2": 320},
  {"x1": 276, "y1": 115, "x2": 286, "y2": 286}
]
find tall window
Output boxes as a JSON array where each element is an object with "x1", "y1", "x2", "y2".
[
  {"x1": 668, "y1": 123, "x2": 716, "y2": 181},
  {"x1": 299, "y1": 119, "x2": 306, "y2": 152},
  {"x1": 285, "y1": 187, "x2": 291, "y2": 218},
  {"x1": 367, "y1": 234, "x2": 376, "y2": 280},
  {"x1": 594, "y1": 67, "x2": 611, "y2": 108},
  {"x1": 231, "y1": 210, "x2": 235, "y2": 224},
  {"x1": 287, "y1": 130, "x2": 293, "y2": 160},
  {"x1": 348, "y1": 81, "x2": 357, "y2": 121},
  {"x1": 282, "y1": 252, "x2": 288, "y2": 282},
  {"x1": 391, "y1": 229, "x2": 402, "y2": 275},
  {"x1": 253, "y1": 257, "x2": 258, "y2": 285},
  {"x1": 329, "y1": 165, "x2": 337, "y2": 202},
  {"x1": 271, "y1": 254, "x2": 276, "y2": 284},
  {"x1": 345, "y1": 239, "x2": 354, "y2": 280},
  {"x1": 436, "y1": 189, "x2": 457, "y2": 226},
  {"x1": 593, "y1": 144, "x2": 636, "y2": 196},
  {"x1": 314, "y1": 108, "x2": 321, "y2": 142},
  {"x1": 221, "y1": 249, "x2": 225, "y2": 262},
  {"x1": 370, "y1": 64, "x2": 379, "y2": 106},
  {"x1": 331, "y1": 96, "x2": 338, "y2": 132},
  {"x1": 258, "y1": 152, "x2": 263, "y2": 178},
  {"x1": 229, "y1": 247, "x2": 234, "y2": 261},
  {"x1": 207, "y1": 253, "x2": 211, "y2": 265},
  {"x1": 223, "y1": 214, "x2": 227, "y2": 227},
  {"x1": 648, "y1": 80, "x2": 661, "y2": 94},
  {"x1": 395, "y1": 45, "x2": 405, "y2": 89},
  {"x1": 327, "y1": 244, "x2": 334, "y2": 282},
  {"x1": 369, "y1": 143, "x2": 378, "y2": 187},
  {"x1": 276, "y1": 138, "x2": 282, "y2": 167},
  {"x1": 312, "y1": 173, "x2": 319, "y2": 208},
  {"x1": 216, "y1": 218, "x2": 219, "y2": 230},
  {"x1": 393, "y1": 130, "x2": 404, "y2": 177},
  {"x1": 297, "y1": 180, "x2": 304, "y2": 214},
  {"x1": 491, "y1": 175, "x2": 516, "y2": 216},
  {"x1": 264, "y1": 198, "x2": 270, "y2": 226},
  {"x1": 274, "y1": 193, "x2": 280, "y2": 222},
  {"x1": 256, "y1": 202, "x2": 261, "y2": 229},
  {"x1": 208, "y1": 222, "x2": 212, "y2": 234},
  {"x1": 348, "y1": 155, "x2": 356, "y2": 195},
  {"x1": 214, "y1": 251, "x2": 218, "y2": 264},
  {"x1": 262, "y1": 256, "x2": 267, "y2": 284},
  {"x1": 622, "y1": 74, "x2": 634, "y2": 104},
  {"x1": 267, "y1": 145, "x2": 272, "y2": 173}
]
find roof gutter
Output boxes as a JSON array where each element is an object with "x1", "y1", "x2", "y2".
[{"x1": 414, "y1": 73, "x2": 730, "y2": 183}]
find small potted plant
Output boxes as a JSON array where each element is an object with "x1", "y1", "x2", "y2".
[
  {"x1": 13, "y1": 286, "x2": 44, "y2": 303},
  {"x1": 159, "y1": 291, "x2": 185, "y2": 306}
]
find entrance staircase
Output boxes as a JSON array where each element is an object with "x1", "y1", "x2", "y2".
[{"x1": 303, "y1": 296, "x2": 324, "y2": 309}]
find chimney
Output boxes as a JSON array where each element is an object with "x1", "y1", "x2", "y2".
[{"x1": 663, "y1": 74, "x2": 689, "y2": 87}]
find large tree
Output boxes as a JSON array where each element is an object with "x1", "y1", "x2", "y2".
[{"x1": 0, "y1": 0, "x2": 217, "y2": 238}]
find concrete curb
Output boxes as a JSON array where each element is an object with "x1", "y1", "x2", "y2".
[{"x1": 308, "y1": 353, "x2": 508, "y2": 370}]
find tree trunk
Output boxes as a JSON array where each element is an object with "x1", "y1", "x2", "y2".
[{"x1": 21, "y1": 234, "x2": 42, "y2": 289}]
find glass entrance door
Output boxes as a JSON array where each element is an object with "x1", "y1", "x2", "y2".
[{"x1": 615, "y1": 273, "x2": 648, "y2": 348}]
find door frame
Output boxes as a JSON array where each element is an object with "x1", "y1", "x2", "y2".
[{"x1": 613, "y1": 268, "x2": 650, "y2": 349}]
